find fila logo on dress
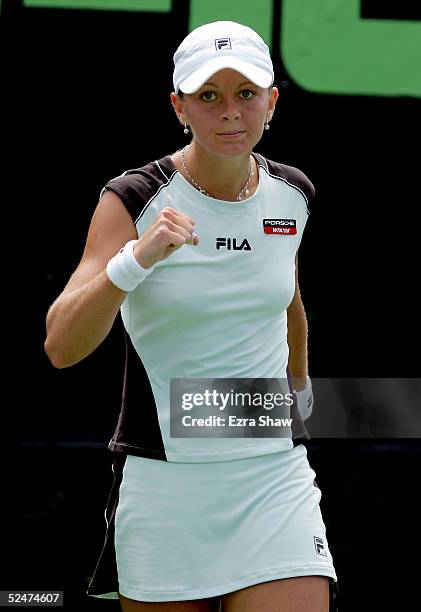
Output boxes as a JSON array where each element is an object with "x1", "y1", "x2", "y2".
[
  {"x1": 216, "y1": 238, "x2": 251, "y2": 250},
  {"x1": 314, "y1": 536, "x2": 328, "y2": 557}
]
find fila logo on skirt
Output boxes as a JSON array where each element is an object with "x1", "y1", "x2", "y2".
[
  {"x1": 314, "y1": 536, "x2": 328, "y2": 557},
  {"x1": 264, "y1": 219, "x2": 297, "y2": 235}
]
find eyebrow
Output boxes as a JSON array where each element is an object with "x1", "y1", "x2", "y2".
[{"x1": 200, "y1": 81, "x2": 256, "y2": 89}]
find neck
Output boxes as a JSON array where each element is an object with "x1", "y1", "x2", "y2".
[{"x1": 178, "y1": 141, "x2": 257, "y2": 201}]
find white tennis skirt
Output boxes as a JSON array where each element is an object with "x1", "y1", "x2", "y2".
[{"x1": 86, "y1": 443, "x2": 338, "y2": 602}]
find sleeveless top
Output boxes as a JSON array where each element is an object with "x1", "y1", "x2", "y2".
[{"x1": 100, "y1": 152, "x2": 314, "y2": 463}]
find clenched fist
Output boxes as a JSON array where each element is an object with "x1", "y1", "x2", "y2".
[{"x1": 133, "y1": 207, "x2": 199, "y2": 269}]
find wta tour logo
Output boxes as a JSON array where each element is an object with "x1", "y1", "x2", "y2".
[{"x1": 263, "y1": 219, "x2": 297, "y2": 235}]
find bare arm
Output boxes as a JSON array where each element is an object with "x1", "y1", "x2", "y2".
[
  {"x1": 287, "y1": 253, "x2": 309, "y2": 391},
  {"x1": 44, "y1": 190, "x2": 138, "y2": 368},
  {"x1": 44, "y1": 190, "x2": 198, "y2": 369}
]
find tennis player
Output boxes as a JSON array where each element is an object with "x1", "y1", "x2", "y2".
[{"x1": 45, "y1": 20, "x2": 338, "y2": 612}]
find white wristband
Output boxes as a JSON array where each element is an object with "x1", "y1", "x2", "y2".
[
  {"x1": 106, "y1": 240, "x2": 154, "y2": 292},
  {"x1": 295, "y1": 376, "x2": 314, "y2": 421}
]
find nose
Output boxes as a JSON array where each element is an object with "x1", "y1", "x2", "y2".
[{"x1": 220, "y1": 96, "x2": 241, "y2": 121}]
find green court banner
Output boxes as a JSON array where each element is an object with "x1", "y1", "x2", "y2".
[
  {"x1": 8, "y1": 0, "x2": 421, "y2": 98},
  {"x1": 189, "y1": 0, "x2": 273, "y2": 47},
  {"x1": 281, "y1": 0, "x2": 421, "y2": 97},
  {"x1": 23, "y1": 0, "x2": 171, "y2": 11}
]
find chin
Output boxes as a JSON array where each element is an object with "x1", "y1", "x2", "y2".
[
  {"x1": 211, "y1": 139, "x2": 254, "y2": 157},
  {"x1": 194, "y1": 135, "x2": 256, "y2": 158}
]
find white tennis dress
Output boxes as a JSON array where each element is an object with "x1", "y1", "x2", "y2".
[{"x1": 86, "y1": 152, "x2": 338, "y2": 601}]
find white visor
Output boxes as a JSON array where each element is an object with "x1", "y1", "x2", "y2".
[
  {"x1": 178, "y1": 56, "x2": 273, "y2": 94},
  {"x1": 173, "y1": 21, "x2": 274, "y2": 95}
]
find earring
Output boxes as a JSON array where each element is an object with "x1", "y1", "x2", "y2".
[
  {"x1": 264, "y1": 119, "x2": 270, "y2": 131},
  {"x1": 183, "y1": 123, "x2": 190, "y2": 134}
]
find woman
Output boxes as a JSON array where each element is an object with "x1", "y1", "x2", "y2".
[{"x1": 44, "y1": 20, "x2": 338, "y2": 612}]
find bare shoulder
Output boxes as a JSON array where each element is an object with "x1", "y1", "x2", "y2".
[{"x1": 62, "y1": 189, "x2": 138, "y2": 294}]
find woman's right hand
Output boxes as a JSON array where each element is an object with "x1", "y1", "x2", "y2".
[
  {"x1": 133, "y1": 207, "x2": 199, "y2": 269},
  {"x1": 44, "y1": 198, "x2": 199, "y2": 368}
]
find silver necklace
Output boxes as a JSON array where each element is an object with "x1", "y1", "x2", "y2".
[{"x1": 181, "y1": 146, "x2": 254, "y2": 201}]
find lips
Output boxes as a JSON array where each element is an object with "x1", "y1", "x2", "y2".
[{"x1": 217, "y1": 130, "x2": 245, "y2": 135}]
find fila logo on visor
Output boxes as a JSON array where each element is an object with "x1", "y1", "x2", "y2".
[
  {"x1": 263, "y1": 219, "x2": 297, "y2": 235},
  {"x1": 215, "y1": 38, "x2": 232, "y2": 51}
]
